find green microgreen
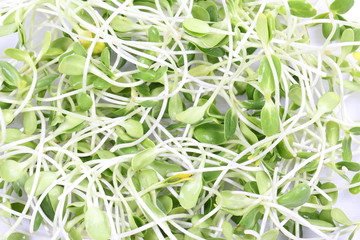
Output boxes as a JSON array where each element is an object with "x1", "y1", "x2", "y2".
[{"x1": 0, "y1": 0, "x2": 359, "y2": 239}]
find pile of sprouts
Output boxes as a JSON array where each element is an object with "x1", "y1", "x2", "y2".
[{"x1": 0, "y1": 0, "x2": 360, "y2": 239}]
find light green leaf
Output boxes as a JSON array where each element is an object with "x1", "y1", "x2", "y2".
[
  {"x1": 176, "y1": 106, "x2": 206, "y2": 124},
  {"x1": 331, "y1": 208, "x2": 352, "y2": 225},
  {"x1": 85, "y1": 207, "x2": 111, "y2": 240},
  {"x1": 261, "y1": 100, "x2": 280, "y2": 136},
  {"x1": 261, "y1": 229, "x2": 279, "y2": 240},
  {"x1": 178, "y1": 174, "x2": 203, "y2": 209},
  {"x1": 58, "y1": 55, "x2": 87, "y2": 75},
  {"x1": 121, "y1": 119, "x2": 144, "y2": 138},
  {"x1": 23, "y1": 111, "x2": 37, "y2": 135},
  {"x1": 316, "y1": 92, "x2": 340, "y2": 113},
  {"x1": 255, "y1": 13, "x2": 269, "y2": 44},
  {"x1": 288, "y1": 1, "x2": 317, "y2": 18},
  {"x1": 183, "y1": 18, "x2": 210, "y2": 36},
  {"x1": 330, "y1": 0, "x2": 354, "y2": 14},
  {"x1": 0, "y1": 23, "x2": 18, "y2": 37},
  {"x1": 131, "y1": 148, "x2": 159, "y2": 171},
  {"x1": 277, "y1": 183, "x2": 311, "y2": 208}
]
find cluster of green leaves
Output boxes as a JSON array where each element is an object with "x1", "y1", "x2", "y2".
[{"x1": 0, "y1": 0, "x2": 360, "y2": 239}]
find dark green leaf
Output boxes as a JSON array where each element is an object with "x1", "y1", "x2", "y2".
[
  {"x1": 198, "y1": 47, "x2": 225, "y2": 57},
  {"x1": 194, "y1": 123, "x2": 225, "y2": 144},
  {"x1": 349, "y1": 127, "x2": 360, "y2": 135},
  {"x1": 224, "y1": 109, "x2": 237, "y2": 140},
  {"x1": 336, "y1": 161, "x2": 360, "y2": 171},
  {"x1": 40, "y1": 195, "x2": 55, "y2": 221}
]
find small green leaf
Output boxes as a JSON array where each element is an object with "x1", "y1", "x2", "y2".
[
  {"x1": 261, "y1": 229, "x2": 279, "y2": 240},
  {"x1": 255, "y1": 13, "x2": 269, "y2": 44},
  {"x1": 194, "y1": 123, "x2": 225, "y2": 144},
  {"x1": 342, "y1": 135, "x2": 352, "y2": 161},
  {"x1": 319, "y1": 209, "x2": 334, "y2": 224},
  {"x1": 0, "y1": 23, "x2": 18, "y2": 37},
  {"x1": 240, "y1": 99, "x2": 265, "y2": 110},
  {"x1": 0, "y1": 61, "x2": 23, "y2": 86},
  {"x1": 276, "y1": 137, "x2": 295, "y2": 159},
  {"x1": 341, "y1": 28, "x2": 354, "y2": 57},
  {"x1": 240, "y1": 121, "x2": 258, "y2": 144},
  {"x1": 238, "y1": 206, "x2": 262, "y2": 233},
  {"x1": 216, "y1": 191, "x2": 253, "y2": 211},
  {"x1": 336, "y1": 161, "x2": 360, "y2": 171},
  {"x1": 85, "y1": 206, "x2": 111, "y2": 240},
  {"x1": 198, "y1": 47, "x2": 225, "y2": 57},
  {"x1": 316, "y1": 92, "x2": 340, "y2": 113},
  {"x1": 0, "y1": 201, "x2": 11, "y2": 218},
  {"x1": 256, "y1": 171, "x2": 271, "y2": 194},
  {"x1": 110, "y1": 16, "x2": 137, "y2": 33},
  {"x1": 222, "y1": 221, "x2": 233, "y2": 239},
  {"x1": 178, "y1": 174, "x2": 203, "y2": 209},
  {"x1": 277, "y1": 183, "x2": 311, "y2": 208},
  {"x1": 4, "y1": 48, "x2": 31, "y2": 62},
  {"x1": 93, "y1": 77, "x2": 111, "y2": 89},
  {"x1": 131, "y1": 148, "x2": 159, "y2": 171},
  {"x1": 289, "y1": 84, "x2": 302, "y2": 106},
  {"x1": 191, "y1": 5, "x2": 210, "y2": 21},
  {"x1": 322, "y1": 21, "x2": 341, "y2": 41},
  {"x1": 33, "y1": 212, "x2": 43, "y2": 231},
  {"x1": 330, "y1": 0, "x2": 354, "y2": 14},
  {"x1": 318, "y1": 182, "x2": 338, "y2": 205},
  {"x1": 307, "y1": 219, "x2": 335, "y2": 228},
  {"x1": 150, "y1": 160, "x2": 182, "y2": 178},
  {"x1": 40, "y1": 195, "x2": 55, "y2": 221},
  {"x1": 58, "y1": 55, "x2": 86, "y2": 75},
  {"x1": 176, "y1": 106, "x2": 206, "y2": 124},
  {"x1": 350, "y1": 173, "x2": 360, "y2": 194},
  {"x1": 197, "y1": 0, "x2": 218, "y2": 22},
  {"x1": 37, "y1": 31, "x2": 52, "y2": 60},
  {"x1": 36, "y1": 74, "x2": 58, "y2": 88},
  {"x1": 197, "y1": 32, "x2": 227, "y2": 49},
  {"x1": 188, "y1": 65, "x2": 213, "y2": 77},
  {"x1": 183, "y1": 18, "x2": 210, "y2": 36},
  {"x1": 148, "y1": 26, "x2": 160, "y2": 42},
  {"x1": 326, "y1": 121, "x2": 339, "y2": 146},
  {"x1": 261, "y1": 100, "x2": 280, "y2": 137},
  {"x1": 100, "y1": 47, "x2": 110, "y2": 67},
  {"x1": 267, "y1": 12, "x2": 276, "y2": 42},
  {"x1": 349, "y1": 127, "x2": 360, "y2": 135},
  {"x1": 258, "y1": 55, "x2": 281, "y2": 97},
  {"x1": 0, "y1": 160, "x2": 24, "y2": 182},
  {"x1": 68, "y1": 228, "x2": 82, "y2": 240},
  {"x1": 331, "y1": 208, "x2": 352, "y2": 225},
  {"x1": 288, "y1": 1, "x2": 317, "y2": 18},
  {"x1": 24, "y1": 171, "x2": 57, "y2": 196},
  {"x1": 139, "y1": 169, "x2": 158, "y2": 189},
  {"x1": 121, "y1": 119, "x2": 144, "y2": 138},
  {"x1": 224, "y1": 109, "x2": 237, "y2": 140},
  {"x1": 76, "y1": 93, "x2": 93, "y2": 111},
  {"x1": 23, "y1": 111, "x2": 37, "y2": 135},
  {"x1": 168, "y1": 94, "x2": 184, "y2": 121},
  {"x1": 7, "y1": 232, "x2": 29, "y2": 240},
  {"x1": 57, "y1": 112, "x2": 85, "y2": 133}
]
